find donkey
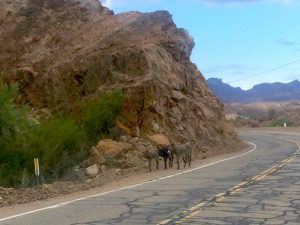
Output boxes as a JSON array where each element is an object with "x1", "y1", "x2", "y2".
[
  {"x1": 158, "y1": 146, "x2": 174, "y2": 169},
  {"x1": 169, "y1": 142, "x2": 192, "y2": 170},
  {"x1": 144, "y1": 147, "x2": 159, "y2": 172}
]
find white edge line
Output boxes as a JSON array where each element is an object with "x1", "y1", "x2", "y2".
[{"x1": 0, "y1": 141, "x2": 257, "y2": 222}]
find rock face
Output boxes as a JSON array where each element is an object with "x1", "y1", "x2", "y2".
[
  {"x1": 95, "y1": 139, "x2": 133, "y2": 156},
  {"x1": 0, "y1": 0, "x2": 239, "y2": 154},
  {"x1": 148, "y1": 134, "x2": 170, "y2": 146}
]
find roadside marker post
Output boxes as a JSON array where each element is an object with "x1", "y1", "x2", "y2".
[{"x1": 34, "y1": 158, "x2": 40, "y2": 186}]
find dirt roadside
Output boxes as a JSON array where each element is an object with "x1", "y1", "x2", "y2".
[
  {"x1": 238, "y1": 127, "x2": 300, "y2": 133},
  {"x1": 0, "y1": 141, "x2": 250, "y2": 219}
]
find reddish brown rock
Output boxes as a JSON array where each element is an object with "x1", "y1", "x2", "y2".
[
  {"x1": 0, "y1": 0, "x2": 240, "y2": 157},
  {"x1": 96, "y1": 139, "x2": 133, "y2": 156},
  {"x1": 148, "y1": 134, "x2": 170, "y2": 146}
]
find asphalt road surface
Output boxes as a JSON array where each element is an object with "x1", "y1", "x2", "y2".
[{"x1": 1, "y1": 131, "x2": 300, "y2": 225}]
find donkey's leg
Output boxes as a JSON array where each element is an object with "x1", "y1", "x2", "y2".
[
  {"x1": 149, "y1": 159, "x2": 152, "y2": 172},
  {"x1": 164, "y1": 157, "x2": 167, "y2": 169},
  {"x1": 183, "y1": 155, "x2": 187, "y2": 168},
  {"x1": 169, "y1": 156, "x2": 173, "y2": 168}
]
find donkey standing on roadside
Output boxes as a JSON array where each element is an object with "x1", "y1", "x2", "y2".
[
  {"x1": 158, "y1": 146, "x2": 174, "y2": 169},
  {"x1": 170, "y1": 142, "x2": 192, "y2": 170},
  {"x1": 144, "y1": 147, "x2": 160, "y2": 172}
]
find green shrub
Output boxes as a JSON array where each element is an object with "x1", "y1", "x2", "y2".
[
  {"x1": 81, "y1": 90, "x2": 123, "y2": 143},
  {"x1": 269, "y1": 118, "x2": 291, "y2": 127},
  {"x1": 0, "y1": 79, "x2": 32, "y2": 186},
  {"x1": 26, "y1": 117, "x2": 86, "y2": 179},
  {"x1": 0, "y1": 76, "x2": 86, "y2": 186},
  {"x1": 0, "y1": 71, "x2": 123, "y2": 187}
]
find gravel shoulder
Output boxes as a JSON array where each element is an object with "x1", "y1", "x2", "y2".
[{"x1": 238, "y1": 127, "x2": 300, "y2": 133}]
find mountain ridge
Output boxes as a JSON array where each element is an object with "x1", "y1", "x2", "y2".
[{"x1": 207, "y1": 78, "x2": 300, "y2": 103}]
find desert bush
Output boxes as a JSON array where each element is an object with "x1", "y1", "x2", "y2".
[
  {"x1": 0, "y1": 78, "x2": 32, "y2": 186},
  {"x1": 269, "y1": 118, "x2": 291, "y2": 127},
  {"x1": 81, "y1": 90, "x2": 123, "y2": 143},
  {"x1": 0, "y1": 82, "x2": 86, "y2": 185},
  {"x1": 26, "y1": 117, "x2": 86, "y2": 180},
  {"x1": 0, "y1": 72, "x2": 124, "y2": 187}
]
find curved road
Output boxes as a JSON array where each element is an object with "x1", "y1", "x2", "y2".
[{"x1": 0, "y1": 131, "x2": 300, "y2": 225}]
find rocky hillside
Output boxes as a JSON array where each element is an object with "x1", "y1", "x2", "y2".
[
  {"x1": 0, "y1": 0, "x2": 240, "y2": 164},
  {"x1": 207, "y1": 78, "x2": 300, "y2": 103},
  {"x1": 225, "y1": 101, "x2": 300, "y2": 127}
]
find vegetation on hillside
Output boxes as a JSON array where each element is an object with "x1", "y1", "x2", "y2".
[
  {"x1": 0, "y1": 74, "x2": 123, "y2": 187},
  {"x1": 227, "y1": 109, "x2": 297, "y2": 128}
]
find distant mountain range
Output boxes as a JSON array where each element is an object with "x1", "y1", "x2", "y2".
[{"x1": 206, "y1": 78, "x2": 300, "y2": 103}]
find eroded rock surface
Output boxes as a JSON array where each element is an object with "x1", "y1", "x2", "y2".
[{"x1": 0, "y1": 0, "x2": 240, "y2": 158}]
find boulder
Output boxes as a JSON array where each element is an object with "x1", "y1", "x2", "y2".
[
  {"x1": 152, "y1": 121, "x2": 160, "y2": 132},
  {"x1": 171, "y1": 90, "x2": 185, "y2": 101},
  {"x1": 100, "y1": 165, "x2": 107, "y2": 172},
  {"x1": 86, "y1": 164, "x2": 99, "y2": 178},
  {"x1": 147, "y1": 134, "x2": 169, "y2": 146},
  {"x1": 96, "y1": 139, "x2": 133, "y2": 156},
  {"x1": 114, "y1": 169, "x2": 123, "y2": 175},
  {"x1": 89, "y1": 147, "x2": 106, "y2": 165}
]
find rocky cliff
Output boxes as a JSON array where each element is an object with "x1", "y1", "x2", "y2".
[{"x1": 0, "y1": 0, "x2": 240, "y2": 156}]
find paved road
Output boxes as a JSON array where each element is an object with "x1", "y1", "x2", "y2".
[{"x1": 0, "y1": 131, "x2": 299, "y2": 225}]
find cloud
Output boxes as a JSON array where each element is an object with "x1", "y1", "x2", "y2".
[
  {"x1": 197, "y1": 0, "x2": 294, "y2": 5},
  {"x1": 276, "y1": 38, "x2": 295, "y2": 46},
  {"x1": 101, "y1": 0, "x2": 114, "y2": 8},
  {"x1": 294, "y1": 48, "x2": 300, "y2": 53},
  {"x1": 284, "y1": 73, "x2": 300, "y2": 81},
  {"x1": 101, "y1": 0, "x2": 294, "y2": 7},
  {"x1": 100, "y1": 0, "x2": 163, "y2": 8}
]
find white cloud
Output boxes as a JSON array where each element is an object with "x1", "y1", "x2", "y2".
[
  {"x1": 197, "y1": 0, "x2": 294, "y2": 5},
  {"x1": 100, "y1": 0, "x2": 294, "y2": 7},
  {"x1": 101, "y1": 0, "x2": 114, "y2": 8}
]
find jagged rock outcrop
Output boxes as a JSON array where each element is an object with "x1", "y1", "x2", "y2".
[{"x1": 0, "y1": 0, "x2": 240, "y2": 155}]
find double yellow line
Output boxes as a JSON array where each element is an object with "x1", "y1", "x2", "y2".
[{"x1": 158, "y1": 149, "x2": 299, "y2": 225}]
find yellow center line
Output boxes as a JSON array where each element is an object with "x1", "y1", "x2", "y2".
[
  {"x1": 230, "y1": 188, "x2": 241, "y2": 194},
  {"x1": 251, "y1": 174, "x2": 262, "y2": 180},
  {"x1": 255, "y1": 174, "x2": 267, "y2": 181},
  {"x1": 157, "y1": 150, "x2": 299, "y2": 225},
  {"x1": 215, "y1": 193, "x2": 226, "y2": 198},
  {"x1": 216, "y1": 196, "x2": 225, "y2": 202},
  {"x1": 189, "y1": 202, "x2": 207, "y2": 211}
]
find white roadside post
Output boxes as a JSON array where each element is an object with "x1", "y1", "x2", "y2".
[{"x1": 34, "y1": 158, "x2": 40, "y2": 185}]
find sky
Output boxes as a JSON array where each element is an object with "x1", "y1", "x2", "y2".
[{"x1": 100, "y1": 0, "x2": 300, "y2": 90}]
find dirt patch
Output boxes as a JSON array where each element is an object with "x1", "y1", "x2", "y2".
[{"x1": 238, "y1": 127, "x2": 300, "y2": 133}]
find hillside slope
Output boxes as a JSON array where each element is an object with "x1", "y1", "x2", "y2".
[
  {"x1": 225, "y1": 101, "x2": 300, "y2": 127},
  {"x1": 0, "y1": 0, "x2": 240, "y2": 161}
]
